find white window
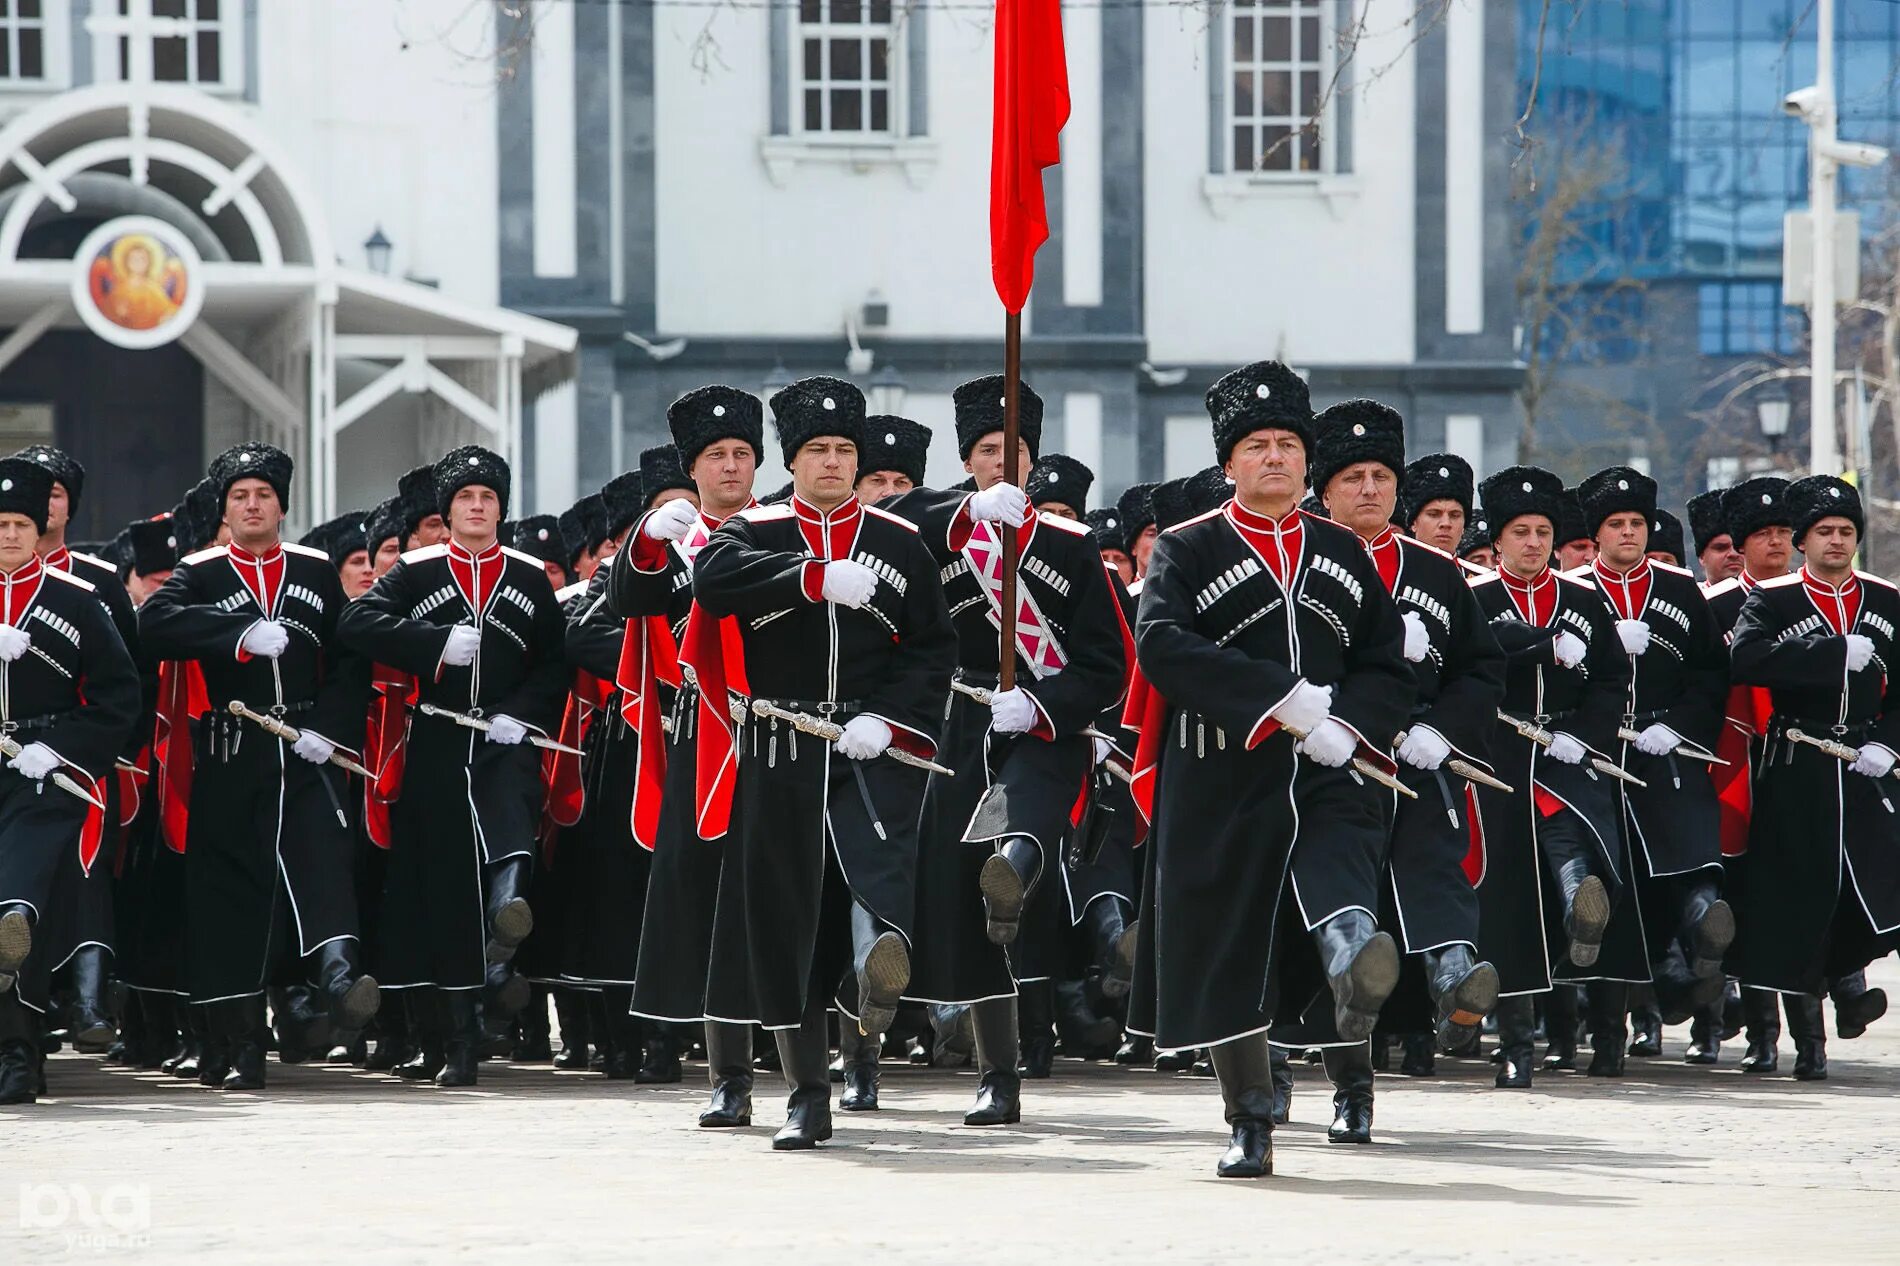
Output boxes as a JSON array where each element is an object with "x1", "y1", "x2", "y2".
[
  {"x1": 797, "y1": 0, "x2": 897, "y2": 137},
  {"x1": 1226, "y1": 0, "x2": 1333, "y2": 176},
  {"x1": 99, "y1": 0, "x2": 243, "y2": 93},
  {"x1": 0, "y1": 0, "x2": 59, "y2": 87}
]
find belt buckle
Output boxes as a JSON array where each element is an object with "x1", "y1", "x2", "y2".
[
  {"x1": 1831, "y1": 724, "x2": 1850, "y2": 737},
  {"x1": 0, "y1": 721, "x2": 14, "y2": 736},
  {"x1": 1533, "y1": 713, "x2": 1551, "y2": 727},
  {"x1": 469, "y1": 707, "x2": 486, "y2": 720},
  {"x1": 268, "y1": 703, "x2": 287, "y2": 719},
  {"x1": 817, "y1": 701, "x2": 840, "y2": 717}
]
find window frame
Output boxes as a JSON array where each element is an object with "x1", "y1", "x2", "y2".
[
  {"x1": 1222, "y1": 0, "x2": 1337, "y2": 181},
  {"x1": 790, "y1": 0, "x2": 905, "y2": 144},
  {"x1": 0, "y1": 0, "x2": 72, "y2": 93},
  {"x1": 95, "y1": 0, "x2": 244, "y2": 95}
]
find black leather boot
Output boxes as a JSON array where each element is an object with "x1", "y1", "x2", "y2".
[
  {"x1": 138, "y1": 992, "x2": 179, "y2": 1071},
  {"x1": 311, "y1": 939, "x2": 380, "y2": 1031},
  {"x1": 1114, "y1": 1033, "x2": 1153, "y2": 1065},
  {"x1": 850, "y1": 903, "x2": 910, "y2": 1038},
  {"x1": 220, "y1": 996, "x2": 267, "y2": 1092},
  {"x1": 483, "y1": 855, "x2": 534, "y2": 965},
  {"x1": 1681, "y1": 882, "x2": 1734, "y2": 982},
  {"x1": 396, "y1": 990, "x2": 448, "y2": 1082},
  {"x1": 195, "y1": 1002, "x2": 234, "y2": 1088},
  {"x1": 1399, "y1": 1033, "x2": 1436, "y2": 1077},
  {"x1": 513, "y1": 984, "x2": 553, "y2": 1061},
  {"x1": 1556, "y1": 859, "x2": 1609, "y2": 969},
  {"x1": 1082, "y1": 896, "x2": 1138, "y2": 1000},
  {"x1": 1423, "y1": 943, "x2": 1498, "y2": 1052},
  {"x1": 964, "y1": 995, "x2": 1022, "y2": 1126},
  {"x1": 636, "y1": 1017, "x2": 683, "y2": 1084},
  {"x1": 979, "y1": 837, "x2": 1040, "y2": 947},
  {"x1": 1627, "y1": 988, "x2": 1663, "y2": 1057},
  {"x1": 837, "y1": 1021, "x2": 880, "y2": 1111},
  {"x1": 1208, "y1": 1036, "x2": 1275, "y2": 1177},
  {"x1": 436, "y1": 990, "x2": 480, "y2": 1087},
  {"x1": 700, "y1": 1020, "x2": 754, "y2": 1127},
  {"x1": 1831, "y1": 971, "x2": 1888, "y2": 1040},
  {"x1": 1788, "y1": 993, "x2": 1827, "y2": 1081},
  {"x1": 1684, "y1": 1009, "x2": 1721, "y2": 1064},
  {"x1": 0, "y1": 904, "x2": 31, "y2": 977},
  {"x1": 65, "y1": 944, "x2": 117, "y2": 1054},
  {"x1": 1542, "y1": 985, "x2": 1580, "y2": 1071},
  {"x1": 1738, "y1": 987, "x2": 1780, "y2": 1073},
  {"x1": 1017, "y1": 980, "x2": 1055, "y2": 1079},
  {"x1": 1269, "y1": 1043, "x2": 1292, "y2": 1123},
  {"x1": 366, "y1": 992, "x2": 414, "y2": 1072},
  {"x1": 1323, "y1": 1042, "x2": 1375, "y2": 1144},
  {"x1": 551, "y1": 988, "x2": 591, "y2": 1070},
  {"x1": 1312, "y1": 909, "x2": 1400, "y2": 1042},
  {"x1": 1585, "y1": 982, "x2": 1628, "y2": 1076},
  {"x1": 1054, "y1": 979, "x2": 1120, "y2": 1060},
  {"x1": 1495, "y1": 996, "x2": 1536, "y2": 1088},
  {"x1": 169, "y1": 1004, "x2": 209, "y2": 1078},
  {"x1": 604, "y1": 1006, "x2": 643, "y2": 1081},
  {"x1": 0, "y1": 994, "x2": 38, "y2": 1105},
  {"x1": 772, "y1": 1002, "x2": 833, "y2": 1150}
]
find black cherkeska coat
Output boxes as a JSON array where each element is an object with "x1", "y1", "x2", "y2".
[
  {"x1": 1467, "y1": 567, "x2": 1646, "y2": 995},
  {"x1": 139, "y1": 541, "x2": 368, "y2": 1004},
  {"x1": 1126, "y1": 505, "x2": 1412, "y2": 1050},
  {"x1": 691, "y1": 496, "x2": 955, "y2": 1030},
  {"x1": 1728, "y1": 569, "x2": 1900, "y2": 993},
  {"x1": 0, "y1": 558, "x2": 138, "y2": 1012},
  {"x1": 882, "y1": 487, "x2": 1128, "y2": 1004},
  {"x1": 337, "y1": 541, "x2": 567, "y2": 992}
]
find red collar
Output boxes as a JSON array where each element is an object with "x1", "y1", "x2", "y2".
[
  {"x1": 0, "y1": 554, "x2": 42, "y2": 626},
  {"x1": 1801, "y1": 566, "x2": 1859, "y2": 599},
  {"x1": 1227, "y1": 500, "x2": 1303, "y2": 534},
  {"x1": 1500, "y1": 565, "x2": 1554, "y2": 596},
  {"x1": 42, "y1": 545, "x2": 70, "y2": 571},
  {"x1": 447, "y1": 539, "x2": 503, "y2": 566},
  {"x1": 791, "y1": 493, "x2": 862, "y2": 561},
  {"x1": 2, "y1": 555, "x2": 43, "y2": 585},
  {"x1": 229, "y1": 541, "x2": 285, "y2": 567},
  {"x1": 1739, "y1": 570, "x2": 1767, "y2": 591},
  {"x1": 1593, "y1": 556, "x2": 1650, "y2": 585}
]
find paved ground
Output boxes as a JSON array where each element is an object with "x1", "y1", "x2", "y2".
[{"x1": 6, "y1": 960, "x2": 1899, "y2": 1264}]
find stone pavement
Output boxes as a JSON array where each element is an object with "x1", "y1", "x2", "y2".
[{"x1": 6, "y1": 961, "x2": 1899, "y2": 1264}]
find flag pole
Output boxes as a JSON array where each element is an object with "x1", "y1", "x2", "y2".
[{"x1": 999, "y1": 310, "x2": 1023, "y2": 693}]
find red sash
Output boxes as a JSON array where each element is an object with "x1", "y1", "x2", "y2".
[
  {"x1": 683, "y1": 604, "x2": 749, "y2": 841},
  {"x1": 613, "y1": 613, "x2": 682, "y2": 850},
  {"x1": 362, "y1": 664, "x2": 416, "y2": 849},
  {"x1": 1714, "y1": 683, "x2": 1769, "y2": 857},
  {"x1": 153, "y1": 660, "x2": 207, "y2": 854}
]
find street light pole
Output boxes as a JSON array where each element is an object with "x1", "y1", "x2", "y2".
[{"x1": 1808, "y1": 0, "x2": 1839, "y2": 477}]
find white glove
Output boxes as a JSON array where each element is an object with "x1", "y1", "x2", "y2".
[
  {"x1": 1401, "y1": 611, "x2": 1431, "y2": 664},
  {"x1": 8, "y1": 742, "x2": 59, "y2": 782},
  {"x1": 1615, "y1": 619, "x2": 1651, "y2": 657},
  {"x1": 240, "y1": 621, "x2": 290, "y2": 660},
  {"x1": 643, "y1": 499, "x2": 699, "y2": 543},
  {"x1": 1552, "y1": 631, "x2": 1587, "y2": 668},
  {"x1": 1845, "y1": 633, "x2": 1876, "y2": 672},
  {"x1": 486, "y1": 715, "x2": 527, "y2": 746},
  {"x1": 291, "y1": 731, "x2": 336, "y2": 765},
  {"x1": 441, "y1": 625, "x2": 481, "y2": 667},
  {"x1": 1270, "y1": 681, "x2": 1333, "y2": 736},
  {"x1": 967, "y1": 483, "x2": 1030, "y2": 528},
  {"x1": 1634, "y1": 723, "x2": 1680, "y2": 757},
  {"x1": 1296, "y1": 718, "x2": 1358, "y2": 768},
  {"x1": 1851, "y1": 744, "x2": 1896, "y2": 780},
  {"x1": 836, "y1": 715, "x2": 893, "y2": 761},
  {"x1": 0, "y1": 624, "x2": 28, "y2": 663},
  {"x1": 988, "y1": 687, "x2": 1039, "y2": 735},
  {"x1": 1547, "y1": 733, "x2": 1587, "y2": 766},
  {"x1": 1397, "y1": 726, "x2": 1451, "y2": 771},
  {"x1": 820, "y1": 559, "x2": 878, "y2": 609},
  {"x1": 1092, "y1": 735, "x2": 1115, "y2": 765}
]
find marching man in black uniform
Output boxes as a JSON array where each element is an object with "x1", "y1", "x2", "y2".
[
  {"x1": 611, "y1": 393, "x2": 766, "y2": 1125},
  {"x1": 1570, "y1": 468, "x2": 1733, "y2": 1027},
  {"x1": 1467, "y1": 466, "x2": 1639, "y2": 1087},
  {"x1": 884, "y1": 376, "x2": 1128, "y2": 1130},
  {"x1": 1128, "y1": 362, "x2": 1412, "y2": 1178},
  {"x1": 1728, "y1": 475, "x2": 1900, "y2": 1080},
  {"x1": 139, "y1": 443, "x2": 378, "y2": 1091},
  {"x1": 0, "y1": 456, "x2": 138, "y2": 1103},
  {"x1": 338, "y1": 446, "x2": 567, "y2": 1087},
  {"x1": 688, "y1": 376, "x2": 955, "y2": 1149},
  {"x1": 1306, "y1": 402, "x2": 1505, "y2": 1143},
  {"x1": 1400, "y1": 452, "x2": 1474, "y2": 556}
]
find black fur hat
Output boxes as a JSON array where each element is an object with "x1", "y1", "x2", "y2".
[
  {"x1": 0, "y1": 456, "x2": 55, "y2": 534},
  {"x1": 1400, "y1": 453, "x2": 1474, "y2": 529},
  {"x1": 209, "y1": 442, "x2": 293, "y2": 515},
  {"x1": 1457, "y1": 513, "x2": 1494, "y2": 559},
  {"x1": 769, "y1": 376, "x2": 864, "y2": 465},
  {"x1": 1085, "y1": 507, "x2": 1125, "y2": 553},
  {"x1": 668, "y1": 385, "x2": 765, "y2": 469},
  {"x1": 558, "y1": 503, "x2": 591, "y2": 566},
  {"x1": 1026, "y1": 453, "x2": 1094, "y2": 511},
  {"x1": 1721, "y1": 476, "x2": 1792, "y2": 546},
  {"x1": 397, "y1": 466, "x2": 440, "y2": 540},
  {"x1": 121, "y1": 516, "x2": 178, "y2": 578},
  {"x1": 12, "y1": 445, "x2": 83, "y2": 515},
  {"x1": 1576, "y1": 465, "x2": 1658, "y2": 538},
  {"x1": 760, "y1": 481, "x2": 795, "y2": 505},
  {"x1": 638, "y1": 444, "x2": 696, "y2": 509},
  {"x1": 601, "y1": 470, "x2": 645, "y2": 541},
  {"x1": 1116, "y1": 482, "x2": 1157, "y2": 554},
  {"x1": 1311, "y1": 399, "x2": 1406, "y2": 497},
  {"x1": 953, "y1": 375, "x2": 1043, "y2": 462},
  {"x1": 1686, "y1": 489, "x2": 1729, "y2": 555},
  {"x1": 858, "y1": 416, "x2": 932, "y2": 486},
  {"x1": 1477, "y1": 466, "x2": 1565, "y2": 541},
  {"x1": 1299, "y1": 492, "x2": 1328, "y2": 518},
  {"x1": 1152, "y1": 466, "x2": 1231, "y2": 530},
  {"x1": 300, "y1": 511, "x2": 369, "y2": 569},
  {"x1": 434, "y1": 445, "x2": 511, "y2": 519},
  {"x1": 1556, "y1": 489, "x2": 1589, "y2": 546},
  {"x1": 1648, "y1": 509, "x2": 1686, "y2": 564},
  {"x1": 511, "y1": 513, "x2": 567, "y2": 568},
  {"x1": 1206, "y1": 361, "x2": 1313, "y2": 465},
  {"x1": 176, "y1": 477, "x2": 222, "y2": 553},
  {"x1": 578, "y1": 492, "x2": 610, "y2": 552},
  {"x1": 365, "y1": 496, "x2": 404, "y2": 560},
  {"x1": 1787, "y1": 474, "x2": 1863, "y2": 548}
]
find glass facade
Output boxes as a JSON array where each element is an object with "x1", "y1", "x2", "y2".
[{"x1": 1519, "y1": 1, "x2": 1900, "y2": 357}]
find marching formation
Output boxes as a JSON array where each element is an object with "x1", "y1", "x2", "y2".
[{"x1": 0, "y1": 361, "x2": 1893, "y2": 1178}]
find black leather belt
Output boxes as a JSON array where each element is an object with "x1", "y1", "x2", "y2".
[
  {"x1": 954, "y1": 668, "x2": 1000, "y2": 690},
  {"x1": 749, "y1": 697, "x2": 865, "y2": 721},
  {"x1": 1502, "y1": 707, "x2": 1575, "y2": 727},
  {"x1": 0, "y1": 710, "x2": 72, "y2": 735},
  {"x1": 1770, "y1": 714, "x2": 1875, "y2": 742}
]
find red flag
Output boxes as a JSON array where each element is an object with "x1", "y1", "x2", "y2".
[{"x1": 990, "y1": 0, "x2": 1069, "y2": 313}]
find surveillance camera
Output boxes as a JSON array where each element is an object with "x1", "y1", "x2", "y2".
[
  {"x1": 1783, "y1": 86, "x2": 1823, "y2": 119},
  {"x1": 1822, "y1": 138, "x2": 1891, "y2": 168}
]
